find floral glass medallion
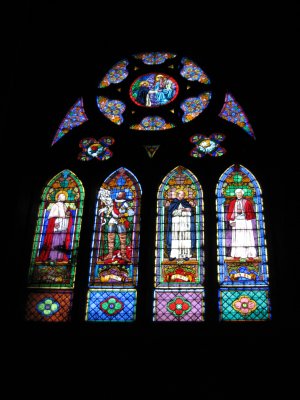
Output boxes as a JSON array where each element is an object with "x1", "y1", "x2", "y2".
[{"x1": 78, "y1": 137, "x2": 114, "y2": 161}]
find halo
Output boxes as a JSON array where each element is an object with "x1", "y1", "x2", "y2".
[
  {"x1": 55, "y1": 190, "x2": 68, "y2": 201},
  {"x1": 174, "y1": 185, "x2": 189, "y2": 197}
]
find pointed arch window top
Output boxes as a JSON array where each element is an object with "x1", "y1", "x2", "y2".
[{"x1": 40, "y1": 169, "x2": 85, "y2": 202}]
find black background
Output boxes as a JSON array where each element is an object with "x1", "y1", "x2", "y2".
[{"x1": 4, "y1": 1, "x2": 297, "y2": 395}]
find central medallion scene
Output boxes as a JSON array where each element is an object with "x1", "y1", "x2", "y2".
[{"x1": 130, "y1": 73, "x2": 179, "y2": 107}]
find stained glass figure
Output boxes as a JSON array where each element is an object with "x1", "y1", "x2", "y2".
[
  {"x1": 180, "y1": 57, "x2": 210, "y2": 84},
  {"x1": 88, "y1": 167, "x2": 141, "y2": 287},
  {"x1": 86, "y1": 167, "x2": 142, "y2": 321},
  {"x1": 78, "y1": 137, "x2": 114, "y2": 161},
  {"x1": 28, "y1": 169, "x2": 84, "y2": 289},
  {"x1": 153, "y1": 166, "x2": 204, "y2": 322},
  {"x1": 190, "y1": 133, "x2": 226, "y2": 157},
  {"x1": 130, "y1": 116, "x2": 175, "y2": 130},
  {"x1": 99, "y1": 59, "x2": 129, "y2": 88},
  {"x1": 96, "y1": 96, "x2": 126, "y2": 125},
  {"x1": 52, "y1": 98, "x2": 88, "y2": 145},
  {"x1": 181, "y1": 92, "x2": 211, "y2": 122},
  {"x1": 216, "y1": 164, "x2": 271, "y2": 320},
  {"x1": 130, "y1": 73, "x2": 179, "y2": 107},
  {"x1": 218, "y1": 93, "x2": 255, "y2": 138},
  {"x1": 133, "y1": 52, "x2": 176, "y2": 65}
]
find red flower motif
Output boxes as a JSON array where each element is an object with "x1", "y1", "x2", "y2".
[{"x1": 167, "y1": 296, "x2": 191, "y2": 317}]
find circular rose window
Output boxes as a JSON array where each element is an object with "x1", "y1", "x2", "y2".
[{"x1": 130, "y1": 73, "x2": 179, "y2": 107}]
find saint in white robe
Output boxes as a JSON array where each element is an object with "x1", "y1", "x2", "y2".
[{"x1": 169, "y1": 203, "x2": 192, "y2": 259}]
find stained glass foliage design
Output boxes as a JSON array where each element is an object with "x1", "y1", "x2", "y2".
[
  {"x1": 154, "y1": 166, "x2": 204, "y2": 322},
  {"x1": 25, "y1": 291, "x2": 73, "y2": 322},
  {"x1": 219, "y1": 93, "x2": 255, "y2": 138},
  {"x1": 78, "y1": 137, "x2": 114, "y2": 161},
  {"x1": 190, "y1": 133, "x2": 226, "y2": 158},
  {"x1": 86, "y1": 289, "x2": 137, "y2": 322},
  {"x1": 96, "y1": 96, "x2": 126, "y2": 125},
  {"x1": 154, "y1": 289, "x2": 205, "y2": 322},
  {"x1": 88, "y1": 167, "x2": 142, "y2": 290},
  {"x1": 216, "y1": 164, "x2": 270, "y2": 321},
  {"x1": 130, "y1": 73, "x2": 179, "y2": 107},
  {"x1": 181, "y1": 92, "x2": 212, "y2": 123},
  {"x1": 28, "y1": 169, "x2": 84, "y2": 289},
  {"x1": 99, "y1": 59, "x2": 129, "y2": 88},
  {"x1": 180, "y1": 57, "x2": 210, "y2": 84},
  {"x1": 52, "y1": 98, "x2": 88, "y2": 145},
  {"x1": 130, "y1": 116, "x2": 175, "y2": 131},
  {"x1": 133, "y1": 52, "x2": 176, "y2": 65}
]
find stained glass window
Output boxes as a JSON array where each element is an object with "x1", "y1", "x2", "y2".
[
  {"x1": 95, "y1": 52, "x2": 213, "y2": 133},
  {"x1": 34, "y1": 49, "x2": 267, "y2": 327},
  {"x1": 50, "y1": 52, "x2": 256, "y2": 159},
  {"x1": 86, "y1": 167, "x2": 142, "y2": 322},
  {"x1": 153, "y1": 166, "x2": 205, "y2": 321},
  {"x1": 216, "y1": 164, "x2": 271, "y2": 321},
  {"x1": 25, "y1": 169, "x2": 84, "y2": 322}
]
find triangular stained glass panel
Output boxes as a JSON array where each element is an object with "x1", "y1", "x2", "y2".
[{"x1": 144, "y1": 145, "x2": 160, "y2": 158}]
